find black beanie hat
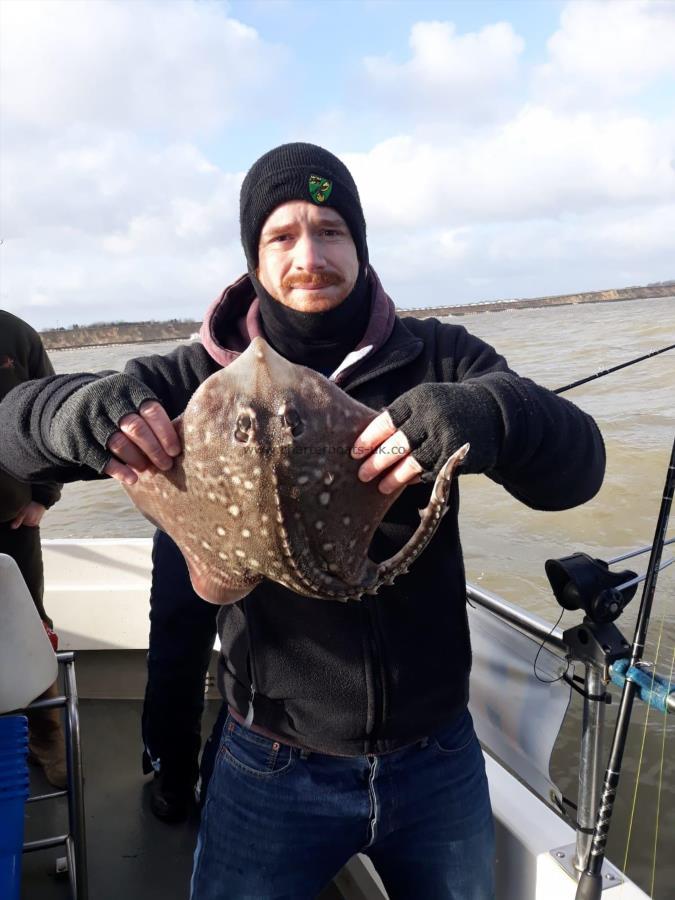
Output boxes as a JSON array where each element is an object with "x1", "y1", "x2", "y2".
[{"x1": 240, "y1": 142, "x2": 368, "y2": 270}]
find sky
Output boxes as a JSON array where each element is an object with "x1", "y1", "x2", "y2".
[{"x1": 1, "y1": 0, "x2": 674, "y2": 329}]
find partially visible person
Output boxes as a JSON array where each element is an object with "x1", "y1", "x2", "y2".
[
  {"x1": 0, "y1": 310, "x2": 66, "y2": 788},
  {"x1": 141, "y1": 528, "x2": 218, "y2": 822}
]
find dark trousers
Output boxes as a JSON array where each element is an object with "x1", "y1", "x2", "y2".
[
  {"x1": 0, "y1": 521, "x2": 50, "y2": 625},
  {"x1": 142, "y1": 529, "x2": 219, "y2": 786}
]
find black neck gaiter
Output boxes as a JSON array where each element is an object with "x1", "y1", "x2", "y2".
[{"x1": 251, "y1": 268, "x2": 371, "y2": 373}]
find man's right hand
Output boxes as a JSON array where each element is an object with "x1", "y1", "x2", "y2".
[{"x1": 104, "y1": 400, "x2": 182, "y2": 485}]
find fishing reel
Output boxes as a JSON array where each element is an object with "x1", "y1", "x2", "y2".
[{"x1": 545, "y1": 553, "x2": 637, "y2": 625}]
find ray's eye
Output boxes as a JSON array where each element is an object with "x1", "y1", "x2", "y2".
[
  {"x1": 234, "y1": 412, "x2": 253, "y2": 444},
  {"x1": 281, "y1": 407, "x2": 304, "y2": 437}
]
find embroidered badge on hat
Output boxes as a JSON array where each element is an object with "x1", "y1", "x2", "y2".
[{"x1": 308, "y1": 174, "x2": 332, "y2": 204}]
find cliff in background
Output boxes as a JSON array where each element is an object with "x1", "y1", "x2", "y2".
[
  {"x1": 40, "y1": 282, "x2": 674, "y2": 349},
  {"x1": 41, "y1": 318, "x2": 201, "y2": 350},
  {"x1": 400, "y1": 282, "x2": 675, "y2": 319}
]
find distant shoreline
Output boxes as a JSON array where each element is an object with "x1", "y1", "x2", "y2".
[{"x1": 40, "y1": 283, "x2": 674, "y2": 350}]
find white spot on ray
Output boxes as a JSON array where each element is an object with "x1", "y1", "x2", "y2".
[
  {"x1": 315, "y1": 521, "x2": 324, "y2": 531},
  {"x1": 216, "y1": 526, "x2": 226, "y2": 536},
  {"x1": 235, "y1": 549, "x2": 246, "y2": 558},
  {"x1": 244, "y1": 480, "x2": 254, "y2": 490},
  {"x1": 241, "y1": 529, "x2": 251, "y2": 538},
  {"x1": 229, "y1": 505, "x2": 240, "y2": 517},
  {"x1": 319, "y1": 492, "x2": 331, "y2": 506},
  {"x1": 297, "y1": 475, "x2": 309, "y2": 485},
  {"x1": 342, "y1": 516, "x2": 351, "y2": 526}
]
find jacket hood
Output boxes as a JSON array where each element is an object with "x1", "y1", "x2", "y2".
[{"x1": 199, "y1": 269, "x2": 397, "y2": 385}]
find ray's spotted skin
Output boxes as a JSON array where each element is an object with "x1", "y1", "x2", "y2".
[{"x1": 123, "y1": 337, "x2": 467, "y2": 604}]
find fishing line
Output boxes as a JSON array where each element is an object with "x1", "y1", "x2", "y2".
[
  {"x1": 575, "y1": 437, "x2": 675, "y2": 900},
  {"x1": 651, "y1": 644, "x2": 675, "y2": 898},
  {"x1": 621, "y1": 603, "x2": 667, "y2": 878}
]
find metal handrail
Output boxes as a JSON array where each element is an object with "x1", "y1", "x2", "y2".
[
  {"x1": 21, "y1": 651, "x2": 88, "y2": 900},
  {"x1": 466, "y1": 582, "x2": 567, "y2": 652}
]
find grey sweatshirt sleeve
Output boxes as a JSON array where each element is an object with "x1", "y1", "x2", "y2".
[{"x1": 388, "y1": 321, "x2": 605, "y2": 511}]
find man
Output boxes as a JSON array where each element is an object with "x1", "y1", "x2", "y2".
[
  {"x1": 0, "y1": 143, "x2": 606, "y2": 899},
  {"x1": 0, "y1": 310, "x2": 66, "y2": 788}
]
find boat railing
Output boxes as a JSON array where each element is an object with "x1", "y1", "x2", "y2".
[{"x1": 466, "y1": 580, "x2": 674, "y2": 882}]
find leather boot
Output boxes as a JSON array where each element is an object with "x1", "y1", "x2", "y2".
[{"x1": 27, "y1": 680, "x2": 68, "y2": 789}]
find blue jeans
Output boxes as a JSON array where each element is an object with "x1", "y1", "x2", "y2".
[{"x1": 191, "y1": 709, "x2": 495, "y2": 900}]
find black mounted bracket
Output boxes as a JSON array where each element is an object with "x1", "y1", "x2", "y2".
[
  {"x1": 545, "y1": 553, "x2": 637, "y2": 625},
  {"x1": 546, "y1": 552, "x2": 636, "y2": 671}
]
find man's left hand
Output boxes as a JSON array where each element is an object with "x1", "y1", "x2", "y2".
[
  {"x1": 351, "y1": 411, "x2": 423, "y2": 495},
  {"x1": 10, "y1": 501, "x2": 47, "y2": 529}
]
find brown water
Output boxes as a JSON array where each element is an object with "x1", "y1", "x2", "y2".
[{"x1": 42, "y1": 296, "x2": 675, "y2": 897}]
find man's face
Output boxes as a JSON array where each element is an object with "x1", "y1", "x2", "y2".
[{"x1": 256, "y1": 201, "x2": 359, "y2": 312}]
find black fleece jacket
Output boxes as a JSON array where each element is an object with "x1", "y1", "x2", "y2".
[{"x1": 0, "y1": 303, "x2": 605, "y2": 754}]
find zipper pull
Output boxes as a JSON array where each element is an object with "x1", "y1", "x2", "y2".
[{"x1": 244, "y1": 685, "x2": 256, "y2": 728}]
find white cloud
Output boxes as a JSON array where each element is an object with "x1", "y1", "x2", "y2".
[
  {"x1": 534, "y1": 0, "x2": 675, "y2": 106},
  {"x1": 0, "y1": 132, "x2": 245, "y2": 324},
  {"x1": 362, "y1": 20, "x2": 524, "y2": 119},
  {"x1": 367, "y1": 202, "x2": 675, "y2": 307},
  {"x1": 0, "y1": 1, "x2": 673, "y2": 328},
  {"x1": 346, "y1": 108, "x2": 675, "y2": 229},
  {"x1": 0, "y1": 0, "x2": 287, "y2": 136},
  {"x1": 0, "y1": 0, "x2": 286, "y2": 326}
]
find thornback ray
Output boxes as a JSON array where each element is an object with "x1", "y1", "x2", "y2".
[{"x1": 123, "y1": 337, "x2": 467, "y2": 604}]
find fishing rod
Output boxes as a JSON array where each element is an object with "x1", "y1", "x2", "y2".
[
  {"x1": 608, "y1": 536, "x2": 674, "y2": 564},
  {"x1": 554, "y1": 342, "x2": 675, "y2": 395},
  {"x1": 575, "y1": 434, "x2": 675, "y2": 900}
]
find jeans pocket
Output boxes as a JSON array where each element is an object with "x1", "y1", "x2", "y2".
[
  {"x1": 431, "y1": 709, "x2": 476, "y2": 755},
  {"x1": 221, "y1": 717, "x2": 295, "y2": 778}
]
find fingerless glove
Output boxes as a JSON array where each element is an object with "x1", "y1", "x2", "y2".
[
  {"x1": 50, "y1": 373, "x2": 158, "y2": 473},
  {"x1": 387, "y1": 382, "x2": 503, "y2": 479}
]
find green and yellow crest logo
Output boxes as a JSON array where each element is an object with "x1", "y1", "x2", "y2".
[{"x1": 308, "y1": 174, "x2": 332, "y2": 204}]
